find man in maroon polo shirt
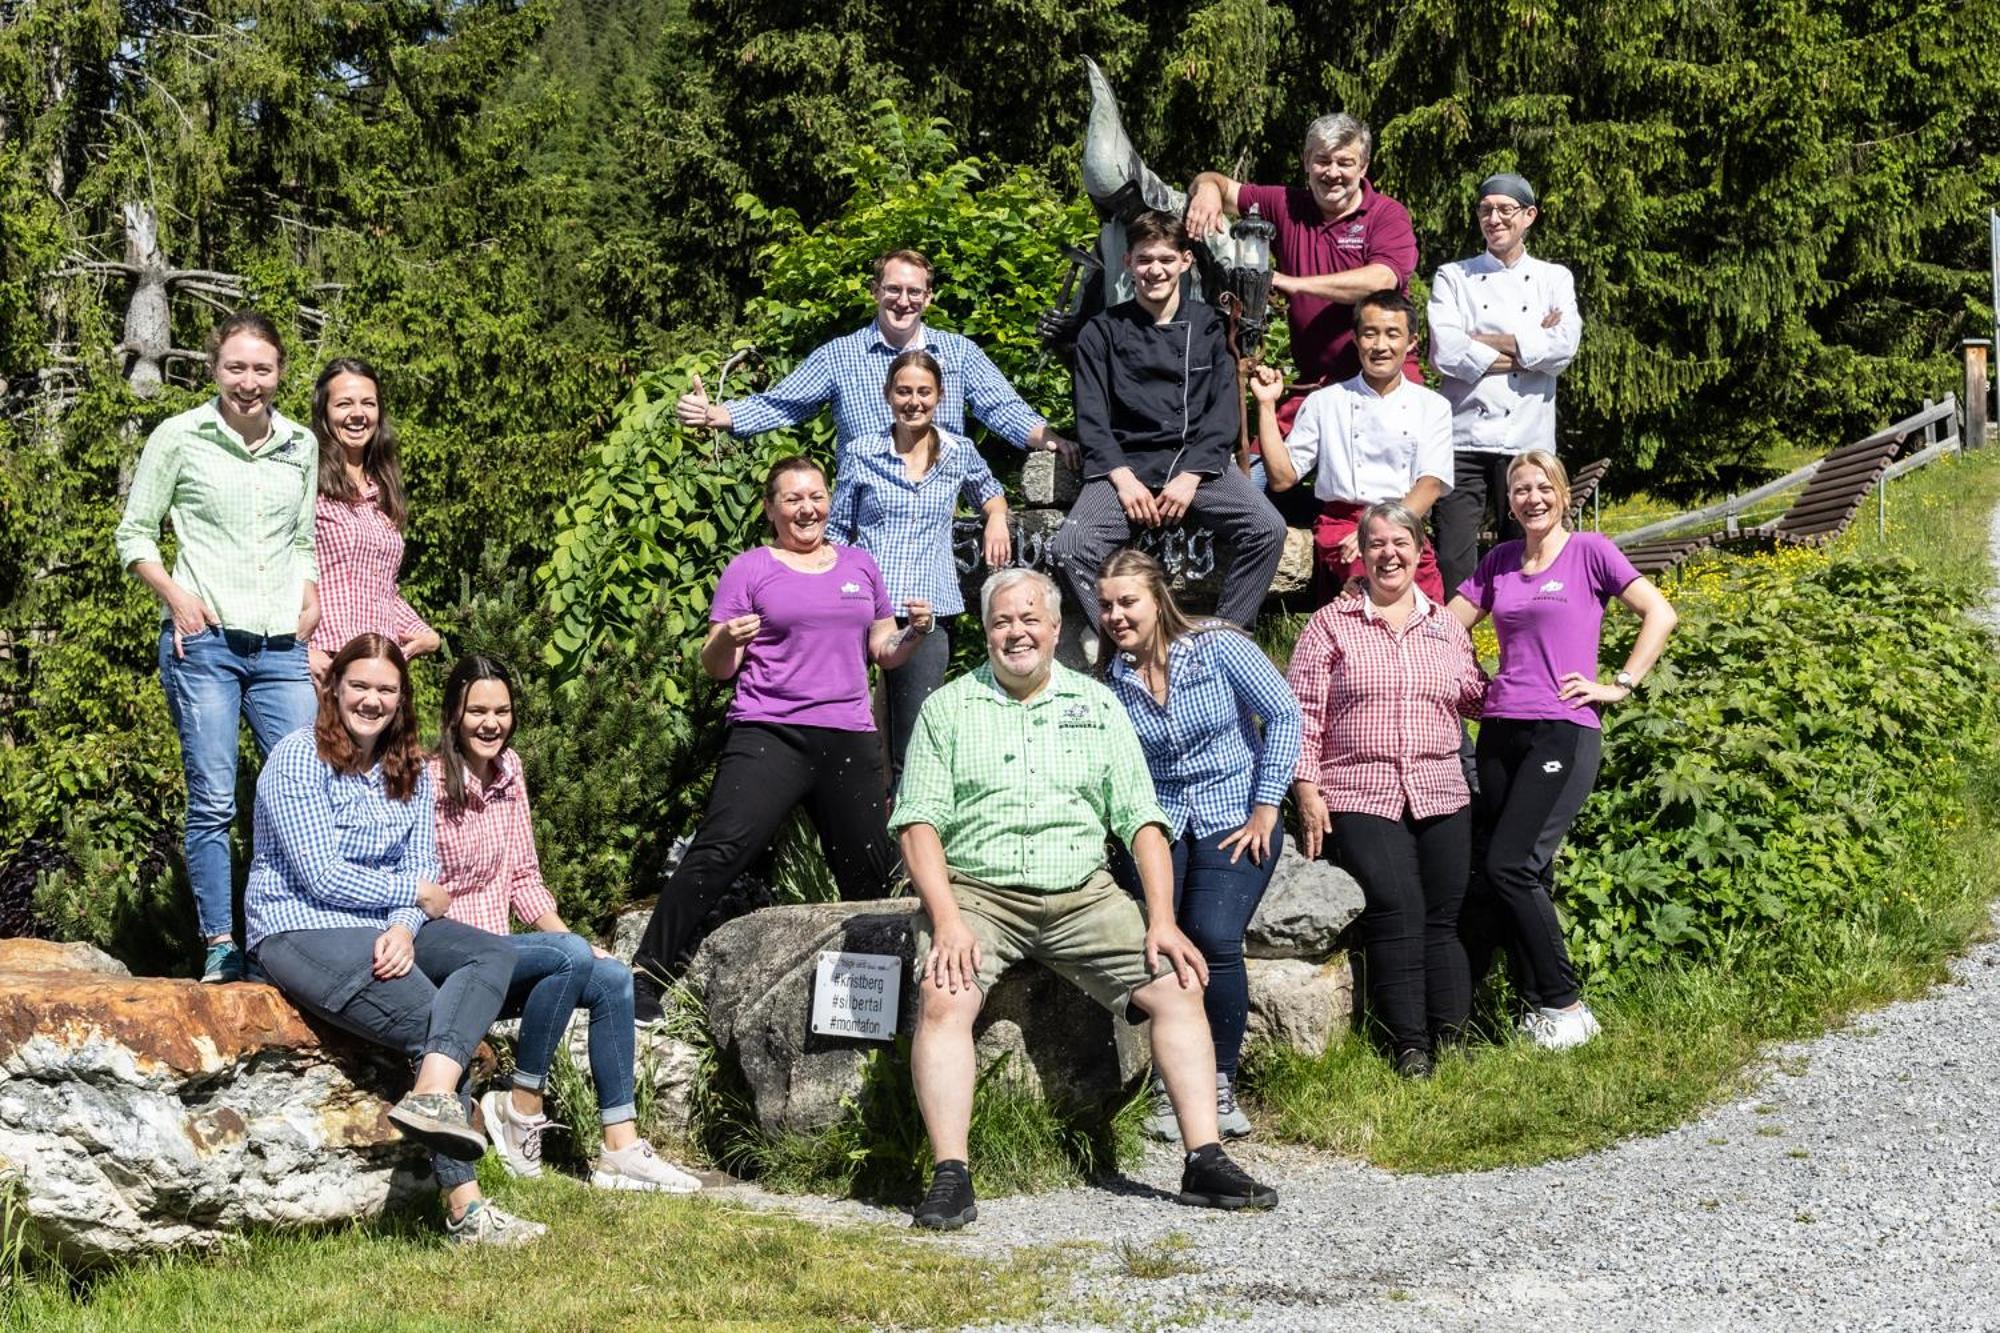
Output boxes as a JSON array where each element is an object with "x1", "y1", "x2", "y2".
[{"x1": 1185, "y1": 112, "x2": 1422, "y2": 439}]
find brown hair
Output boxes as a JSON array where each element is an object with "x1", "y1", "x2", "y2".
[
  {"x1": 1507, "y1": 450, "x2": 1572, "y2": 520},
  {"x1": 436, "y1": 653, "x2": 516, "y2": 812},
  {"x1": 761, "y1": 454, "x2": 826, "y2": 502},
  {"x1": 1125, "y1": 209, "x2": 1192, "y2": 254},
  {"x1": 314, "y1": 634, "x2": 424, "y2": 801},
  {"x1": 884, "y1": 348, "x2": 943, "y2": 394},
  {"x1": 872, "y1": 249, "x2": 935, "y2": 287},
  {"x1": 1092, "y1": 548, "x2": 1239, "y2": 677},
  {"x1": 205, "y1": 310, "x2": 287, "y2": 369},
  {"x1": 312, "y1": 358, "x2": 409, "y2": 528}
]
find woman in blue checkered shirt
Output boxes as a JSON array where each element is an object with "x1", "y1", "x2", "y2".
[
  {"x1": 1095, "y1": 549, "x2": 1303, "y2": 1141},
  {"x1": 245, "y1": 634, "x2": 542, "y2": 1247},
  {"x1": 828, "y1": 349, "x2": 1013, "y2": 781}
]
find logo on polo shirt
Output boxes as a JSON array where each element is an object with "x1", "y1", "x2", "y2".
[
  {"x1": 839, "y1": 581, "x2": 869, "y2": 599},
  {"x1": 1533, "y1": 579, "x2": 1568, "y2": 602},
  {"x1": 1058, "y1": 701, "x2": 1099, "y2": 729},
  {"x1": 1336, "y1": 222, "x2": 1366, "y2": 249}
]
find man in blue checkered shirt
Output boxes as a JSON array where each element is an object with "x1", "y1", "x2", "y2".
[{"x1": 675, "y1": 248, "x2": 1079, "y2": 467}]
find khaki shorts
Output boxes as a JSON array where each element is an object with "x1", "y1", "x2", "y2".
[{"x1": 910, "y1": 867, "x2": 1165, "y2": 1016}]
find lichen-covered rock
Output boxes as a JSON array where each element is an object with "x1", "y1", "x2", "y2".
[
  {"x1": 0, "y1": 938, "x2": 427, "y2": 1266},
  {"x1": 1244, "y1": 954, "x2": 1354, "y2": 1056},
  {"x1": 1245, "y1": 846, "x2": 1367, "y2": 960},
  {"x1": 685, "y1": 901, "x2": 1146, "y2": 1136}
]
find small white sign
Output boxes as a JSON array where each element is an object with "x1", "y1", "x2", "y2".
[{"x1": 809, "y1": 951, "x2": 902, "y2": 1040}]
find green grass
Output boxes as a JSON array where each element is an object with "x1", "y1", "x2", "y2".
[
  {"x1": 1245, "y1": 444, "x2": 2000, "y2": 1172},
  {"x1": 4, "y1": 1169, "x2": 1066, "y2": 1332}
]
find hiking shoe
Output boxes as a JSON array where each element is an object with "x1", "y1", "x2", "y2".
[
  {"x1": 1524, "y1": 1002, "x2": 1601, "y2": 1051},
  {"x1": 478, "y1": 1089, "x2": 547, "y2": 1179},
  {"x1": 1216, "y1": 1073, "x2": 1252, "y2": 1140},
  {"x1": 388, "y1": 1091, "x2": 487, "y2": 1162},
  {"x1": 1179, "y1": 1143, "x2": 1278, "y2": 1211},
  {"x1": 1140, "y1": 1077, "x2": 1179, "y2": 1143},
  {"x1": 911, "y1": 1161, "x2": 977, "y2": 1231},
  {"x1": 444, "y1": 1199, "x2": 546, "y2": 1248},
  {"x1": 591, "y1": 1140, "x2": 701, "y2": 1194},
  {"x1": 1395, "y1": 1047, "x2": 1434, "y2": 1080},
  {"x1": 201, "y1": 942, "x2": 243, "y2": 984}
]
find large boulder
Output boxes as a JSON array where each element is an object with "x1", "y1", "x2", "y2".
[
  {"x1": 1245, "y1": 845, "x2": 1366, "y2": 959},
  {"x1": 0, "y1": 939, "x2": 428, "y2": 1266},
  {"x1": 684, "y1": 901, "x2": 1147, "y2": 1137},
  {"x1": 1244, "y1": 955, "x2": 1354, "y2": 1057}
]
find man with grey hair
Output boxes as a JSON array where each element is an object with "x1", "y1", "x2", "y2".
[
  {"x1": 1428, "y1": 171, "x2": 1581, "y2": 593},
  {"x1": 1186, "y1": 112, "x2": 1422, "y2": 418},
  {"x1": 890, "y1": 567, "x2": 1278, "y2": 1230}
]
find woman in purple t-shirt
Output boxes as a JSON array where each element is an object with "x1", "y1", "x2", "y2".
[
  {"x1": 628, "y1": 455, "x2": 935, "y2": 1019},
  {"x1": 1448, "y1": 450, "x2": 1676, "y2": 1050}
]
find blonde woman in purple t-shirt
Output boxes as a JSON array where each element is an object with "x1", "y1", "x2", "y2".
[
  {"x1": 1448, "y1": 450, "x2": 1676, "y2": 1050},
  {"x1": 628, "y1": 456, "x2": 934, "y2": 1020}
]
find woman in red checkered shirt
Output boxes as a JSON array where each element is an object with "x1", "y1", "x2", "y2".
[
  {"x1": 307, "y1": 359, "x2": 441, "y2": 681},
  {"x1": 431, "y1": 654, "x2": 703, "y2": 1195},
  {"x1": 1286, "y1": 501, "x2": 1486, "y2": 1078}
]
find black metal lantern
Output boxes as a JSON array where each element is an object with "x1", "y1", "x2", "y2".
[{"x1": 1217, "y1": 203, "x2": 1278, "y2": 358}]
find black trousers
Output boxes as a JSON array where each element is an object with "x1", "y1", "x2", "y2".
[
  {"x1": 1459, "y1": 717, "x2": 1601, "y2": 1011},
  {"x1": 631, "y1": 723, "x2": 895, "y2": 979},
  {"x1": 1330, "y1": 807, "x2": 1472, "y2": 1056},
  {"x1": 1434, "y1": 449, "x2": 1522, "y2": 596}
]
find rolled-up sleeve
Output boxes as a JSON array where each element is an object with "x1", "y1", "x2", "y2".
[
  {"x1": 1099, "y1": 706, "x2": 1169, "y2": 850},
  {"x1": 888, "y1": 697, "x2": 956, "y2": 835},
  {"x1": 1216, "y1": 635, "x2": 1303, "y2": 809},
  {"x1": 1427, "y1": 266, "x2": 1499, "y2": 383},
  {"x1": 114, "y1": 424, "x2": 179, "y2": 570},
  {"x1": 961, "y1": 342, "x2": 1044, "y2": 449},
  {"x1": 960, "y1": 443, "x2": 1005, "y2": 509},
  {"x1": 1511, "y1": 267, "x2": 1582, "y2": 374}
]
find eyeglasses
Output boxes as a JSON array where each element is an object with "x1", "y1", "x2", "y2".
[
  {"x1": 878, "y1": 284, "x2": 930, "y2": 301},
  {"x1": 1476, "y1": 203, "x2": 1528, "y2": 220}
]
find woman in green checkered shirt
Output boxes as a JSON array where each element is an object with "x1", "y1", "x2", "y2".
[{"x1": 113, "y1": 311, "x2": 323, "y2": 984}]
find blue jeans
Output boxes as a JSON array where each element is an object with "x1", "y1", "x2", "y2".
[
  {"x1": 500, "y1": 932, "x2": 639, "y2": 1126},
  {"x1": 1114, "y1": 823, "x2": 1285, "y2": 1077},
  {"x1": 158, "y1": 627, "x2": 317, "y2": 940},
  {"x1": 255, "y1": 919, "x2": 516, "y2": 1191}
]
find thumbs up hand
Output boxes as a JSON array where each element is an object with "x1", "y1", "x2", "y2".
[{"x1": 677, "y1": 373, "x2": 717, "y2": 429}]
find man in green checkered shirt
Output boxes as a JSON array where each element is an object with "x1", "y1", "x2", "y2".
[{"x1": 891, "y1": 567, "x2": 1277, "y2": 1229}]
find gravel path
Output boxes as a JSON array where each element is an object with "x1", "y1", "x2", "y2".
[{"x1": 718, "y1": 507, "x2": 2000, "y2": 1331}]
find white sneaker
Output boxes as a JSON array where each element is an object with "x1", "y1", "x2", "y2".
[
  {"x1": 445, "y1": 1199, "x2": 547, "y2": 1248},
  {"x1": 1524, "y1": 1002, "x2": 1600, "y2": 1051},
  {"x1": 479, "y1": 1089, "x2": 548, "y2": 1179},
  {"x1": 590, "y1": 1140, "x2": 702, "y2": 1193}
]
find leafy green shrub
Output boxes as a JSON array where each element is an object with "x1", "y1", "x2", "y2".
[{"x1": 1561, "y1": 548, "x2": 2000, "y2": 985}]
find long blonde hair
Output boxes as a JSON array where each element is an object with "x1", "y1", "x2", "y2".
[{"x1": 1093, "y1": 548, "x2": 1239, "y2": 677}]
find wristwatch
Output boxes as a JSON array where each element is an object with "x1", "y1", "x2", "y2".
[{"x1": 1614, "y1": 670, "x2": 1636, "y2": 691}]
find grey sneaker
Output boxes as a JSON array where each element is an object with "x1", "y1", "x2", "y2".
[
  {"x1": 1140, "y1": 1077, "x2": 1179, "y2": 1142},
  {"x1": 444, "y1": 1199, "x2": 546, "y2": 1248},
  {"x1": 388, "y1": 1091, "x2": 486, "y2": 1162},
  {"x1": 478, "y1": 1089, "x2": 547, "y2": 1179},
  {"x1": 590, "y1": 1140, "x2": 701, "y2": 1193},
  {"x1": 1216, "y1": 1072, "x2": 1252, "y2": 1140}
]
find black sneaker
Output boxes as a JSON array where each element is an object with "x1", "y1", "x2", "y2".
[
  {"x1": 911, "y1": 1161, "x2": 977, "y2": 1230},
  {"x1": 632, "y1": 972, "x2": 665, "y2": 1026},
  {"x1": 1395, "y1": 1047, "x2": 1434, "y2": 1080},
  {"x1": 1179, "y1": 1143, "x2": 1277, "y2": 1211}
]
